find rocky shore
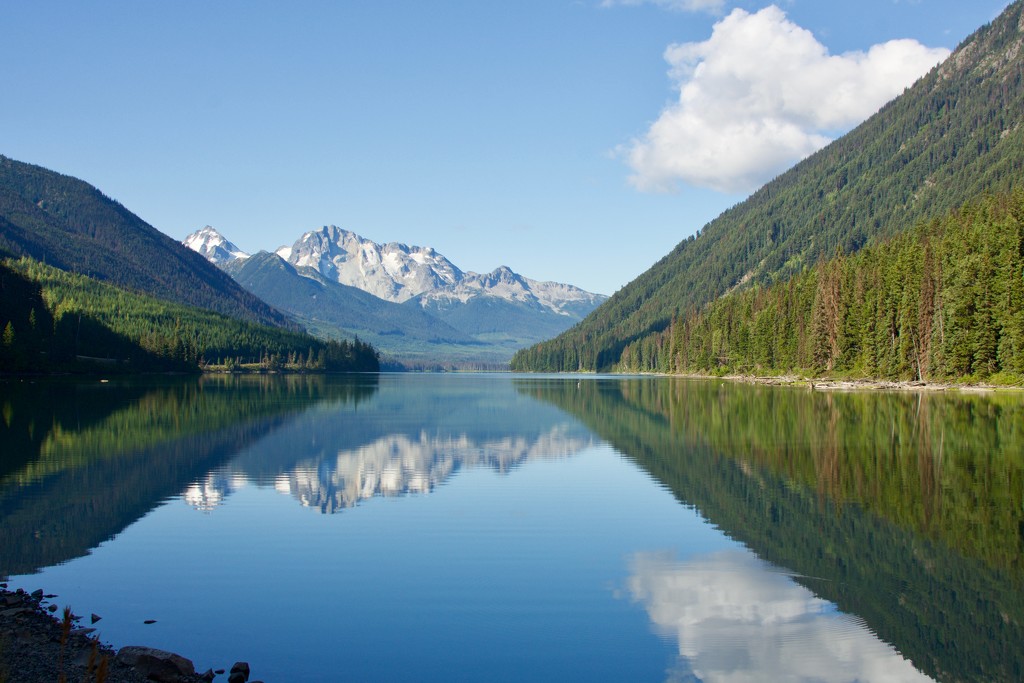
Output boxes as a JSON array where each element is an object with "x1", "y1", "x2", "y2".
[
  {"x1": 0, "y1": 585, "x2": 262, "y2": 683},
  {"x1": 712, "y1": 373, "x2": 1019, "y2": 392}
]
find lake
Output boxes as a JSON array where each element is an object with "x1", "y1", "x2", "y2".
[{"x1": 1, "y1": 373, "x2": 1022, "y2": 682}]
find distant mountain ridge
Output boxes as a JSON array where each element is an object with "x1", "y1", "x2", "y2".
[
  {"x1": 272, "y1": 224, "x2": 605, "y2": 315},
  {"x1": 186, "y1": 225, "x2": 607, "y2": 367},
  {"x1": 514, "y1": 0, "x2": 1024, "y2": 372},
  {"x1": 223, "y1": 250, "x2": 477, "y2": 345}
]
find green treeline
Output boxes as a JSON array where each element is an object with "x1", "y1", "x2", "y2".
[
  {"x1": 0, "y1": 257, "x2": 379, "y2": 373},
  {"x1": 583, "y1": 191, "x2": 1024, "y2": 381}
]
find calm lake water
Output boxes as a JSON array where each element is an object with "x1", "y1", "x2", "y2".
[{"x1": 1, "y1": 373, "x2": 1022, "y2": 682}]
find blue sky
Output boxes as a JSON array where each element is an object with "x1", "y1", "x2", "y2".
[{"x1": 1, "y1": 0, "x2": 1010, "y2": 295}]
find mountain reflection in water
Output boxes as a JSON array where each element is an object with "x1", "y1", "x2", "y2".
[
  {"x1": 187, "y1": 425, "x2": 594, "y2": 514},
  {"x1": 0, "y1": 373, "x2": 596, "y2": 573}
]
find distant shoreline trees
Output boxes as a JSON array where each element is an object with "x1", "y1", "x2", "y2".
[
  {"x1": 599, "y1": 190, "x2": 1024, "y2": 383},
  {"x1": 0, "y1": 257, "x2": 379, "y2": 374}
]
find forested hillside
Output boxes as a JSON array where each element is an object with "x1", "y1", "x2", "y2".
[
  {"x1": 0, "y1": 155, "x2": 292, "y2": 329},
  {"x1": 606, "y1": 191, "x2": 1024, "y2": 381},
  {"x1": 514, "y1": 0, "x2": 1024, "y2": 373},
  {"x1": 0, "y1": 257, "x2": 379, "y2": 373}
]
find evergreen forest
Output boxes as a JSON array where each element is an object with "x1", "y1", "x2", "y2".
[
  {"x1": 0, "y1": 257, "x2": 379, "y2": 373},
  {"x1": 604, "y1": 191, "x2": 1024, "y2": 382}
]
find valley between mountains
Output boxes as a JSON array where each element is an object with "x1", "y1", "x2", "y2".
[{"x1": 184, "y1": 225, "x2": 607, "y2": 369}]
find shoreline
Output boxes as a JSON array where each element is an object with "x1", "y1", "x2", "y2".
[
  {"x1": 663, "y1": 372, "x2": 1022, "y2": 393},
  {"x1": 0, "y1": 584, "x2": 258, "y2": 683}
]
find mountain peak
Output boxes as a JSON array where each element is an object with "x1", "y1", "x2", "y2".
[
  {"x1": 181, "y1": 221, "x2": 608, "y2": 364},
  {"x1": 187, "y1": 223, "x2": 607, "y2": 321},
  {"x1": 280, "y1": 226, "x2": 464, "y2": 303},
  {"x1": 183, "y1": 226, "x2": 250, "y2": 265}
]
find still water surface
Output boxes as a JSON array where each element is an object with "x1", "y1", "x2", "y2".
[{"x1": 1, "y1": 374, "x2": 1022, "y2": 682}]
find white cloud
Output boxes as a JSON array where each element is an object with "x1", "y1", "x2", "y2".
[
  {"x1": 628, "y1": 549, "x2": 934, "y2": 682},
  {"x1": 624, "y1": 5, "x2": 950, "y2": 194},
  {"x1": 601, "y1": 0, "x2": 726, "y2": 13}
]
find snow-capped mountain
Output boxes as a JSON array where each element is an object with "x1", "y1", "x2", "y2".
[
  {"x1": 275, "y1": 225, "x2": 606, "y2": 315},
  {"x1": 185, "y1": 224, "x2": 605, "y2": 314},
  {"x1": 417, "y1": 265, "x2": 605, "y2": 317},
  {"x1": 276, "y1": 225, "x2": 462, "y2": 303},
  {"x1": 183, "y1": 225, "x2": 249, "y2": 264},
  {"x1": 183, "y1": 225, "x2": 607, "y2": 366}
]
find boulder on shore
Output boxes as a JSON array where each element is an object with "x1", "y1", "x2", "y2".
[{"x1": 117, "y1": 645, "x2": 196, "y2": 683}]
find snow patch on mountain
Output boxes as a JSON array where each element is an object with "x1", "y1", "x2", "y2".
[
  {"x1": 276, "y1": 225, "x2": 463, "y2": 303},
  {"x1": 417, "y1": 265, "x2": 604, "y2": 315},
  {"x1": 185, "y1": 224, "x2": 606, "y2": 315},
  {"x1": 277, "y1": 225, "x2": 606, "y2": 314},
  {"x1": 183, "y1": 226, "x2": 249, "y2": 264}
]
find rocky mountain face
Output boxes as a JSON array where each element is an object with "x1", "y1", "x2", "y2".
[
  {"x1": 277, "y1": 225, "x2": 461, "y2": 303},
  {"x1": 184, "y1": 225, "x2": 607, "y2": 367},
  {"x1": 271, "y1": 224, "x2": 605, "y2": 314},
  {"x1": 183, "y1": 225, "x2": 249, "y2": 264}
]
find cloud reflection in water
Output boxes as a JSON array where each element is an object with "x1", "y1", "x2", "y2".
[{"x1": 628, "y1": 549, "x2": 933, "y2": 682}]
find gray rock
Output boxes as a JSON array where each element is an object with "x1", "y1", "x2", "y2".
[
  {"x1": 117, "y1": 645, "x2": 196, "y2": 683},
  {"x1": 228, "y1": 660, "x2": 251, "y2": 683}
]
